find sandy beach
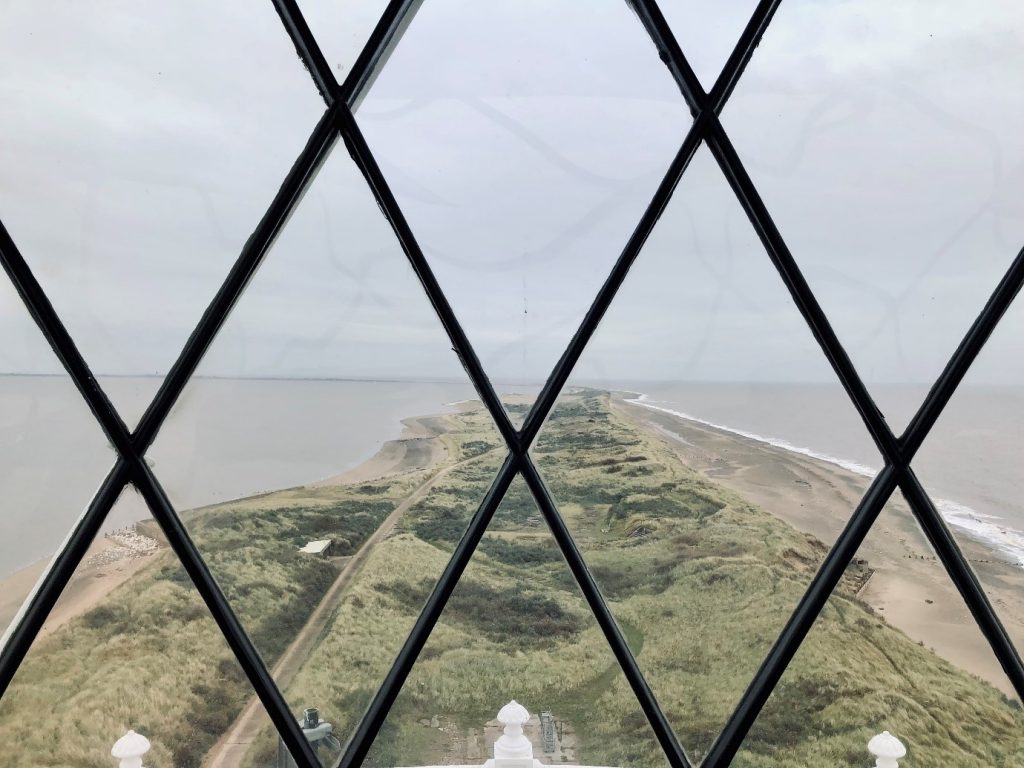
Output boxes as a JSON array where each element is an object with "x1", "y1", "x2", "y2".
[
  {"x1": 315, "y1": 413, "x2": 453, "y2": 486},
  {"x1": 0, "y1": 413, "x2": 457, "y2": 645},
  {"x1": 616, "y1": 395, "x2": 1024, "y2": 698},
  {"x1": 0, "y1": 534, "x2": 158, "y2": 642}
]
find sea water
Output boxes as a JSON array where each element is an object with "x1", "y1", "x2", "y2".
[{"x1": 622, "y1": 382, "x2": 1024, "y2": 568}]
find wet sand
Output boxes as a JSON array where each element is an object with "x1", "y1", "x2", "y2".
[{"x1": 617, "y1": 395, "x2": 1024, "y2": 698}]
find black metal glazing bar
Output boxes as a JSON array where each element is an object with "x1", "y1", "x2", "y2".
[
  {"x1": 130, "y1": 462, "x2": 321, "y2": 768},
  {"x1": 899, "y1": 470, "x2": 1024, "y2": 696},
  {"x1": 519, "y1": 120, "x2": 705, "y2": 445},
  {"x1": 0, "y1": 218, "x2": 138, "y2": 693},
  {"x1": 1, "y1": 58, "x2": 343, "y2": 765},
  {"x1": 705, "y1": 249, "x2": 1024, "y2": 765},
  {"x1": 633, "y1": 0, "x2": 898, "y2": 462},
  {"x1": 0, "y1": 461, "x2": 129, "y2": 694},
  {"x1": 631, "y1": 1, "x2": 1024, "y2": 762},
  {"x1": 0, "y1": 220, "x2": 131, "y2": 452},
  {"x1": 1, "y1": 201, "x2": 327, "y2": 765},
  {"x1": 706, "y1": 0, "x2": 783, "y2": 110},
  {"x1": 335, "y1": 454, "x2": 520, "y2": 768},
  {"x1": 267, "y1": 0, "x2": 519, "y2": 448},
  {"x1": 901, "y1": 245, "x2": 1024, "y2": 457},
  {"x1": 629, "y1": 1, "x2": 705, "y2": 116},
  {"x1": 521, "y1": 457, "x2": 693, "y2": 768},
  {"x1": 134, "y1": 104, "x2": 342, "y2": 449},
  {"x1": 702, "y1": 466, "x2": 898, "y2": 766},
  {"x1": 338, "y1": 108, "x2": 521, "y2": 449},
  {"x1": 704, "y1": 119, "x2": 900, "y2": 459},
  {"x1": 341, "y1": 0, "x2": 426, "y2": 109},
  {"x1": 272, "y1": 0, "x2": 343, "y2": 103},
  {"x1": 520, "y1": 0, "x2": 780, "y2": 446}
]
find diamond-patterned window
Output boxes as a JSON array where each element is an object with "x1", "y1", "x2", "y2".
[{"x1": 1, "y1": 2, "x2": 1022, "y2": 768}]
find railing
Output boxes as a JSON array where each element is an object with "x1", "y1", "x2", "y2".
[{"x1": 109, "y1": 701, "x2": 908, "y2": 767}]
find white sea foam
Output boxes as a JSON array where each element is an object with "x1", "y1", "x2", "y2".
[
  {"x1": 624, "y1": 393, "x2": 879, "y2": 477},
  {"x1": 934, "y1": 498, "x2": 1024, "y2": 568},
  {"x1": 624, "y1": 393, "x2": 1024, "y2": 569}
]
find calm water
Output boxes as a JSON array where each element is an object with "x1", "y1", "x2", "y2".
[
  {"x1": 2, "y1": 376, "x2": 1021, "y2": 578},
  {"x1": 0, "y1": 376, "x2": 476, "y2": 577},
  {"x1": 623, "y1": 382, "x2": 1024, "y2": 567}
]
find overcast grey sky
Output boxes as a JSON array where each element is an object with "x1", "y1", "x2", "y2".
[{"x1": 1, "y1": 0, "x2": 1023, "y2": 399}]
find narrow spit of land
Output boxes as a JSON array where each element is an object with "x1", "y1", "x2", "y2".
[{"x1": 1, "y1": 392, "x2": 1022, "y2": 768}]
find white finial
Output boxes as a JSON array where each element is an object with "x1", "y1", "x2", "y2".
[
  {"x1": 868, "y1": 730, "x2": 906, "y2": 768},
  {"x1": 111, "y1": 730, "x2": 150, "y2": 768},
  {"x1": 494, "y1": 700, "x2": 533, "y2": 766}
]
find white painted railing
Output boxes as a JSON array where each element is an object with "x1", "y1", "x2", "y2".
[{"x1": 110, "y1": 704, "x2": 908, "y2": 767}]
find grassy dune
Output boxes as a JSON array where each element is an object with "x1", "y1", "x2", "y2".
[
  {"x1": 1, "y1": 392, "x2": 1021, "y2": 768},
  {"x1": 257, "y1": 391, "x2": 1024, "y2": 767}
]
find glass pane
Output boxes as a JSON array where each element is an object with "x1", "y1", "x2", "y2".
[
  {"x1": 355, "y1": 0, "x2": 691, "y2": 423},
  {"x1": 532, "y1": 146, "x2": 880, "y2": 762},
  {"x1": 659, "y1": 0, "x2": 759, "y2": 88},
  {"x1": 364, "y1": 476, "x2": 669, "y2": 768},
  {"x1": 148, "y1": 146, "x2": 508, "y2": 766},
  {"x1": 0, "y1": 275, "x2": 118, "y2": 642},
  {"x1": 914, "y1": 296, "x2": 1024, "y2": 659},
  {"x1": 722, "y1": 0, "x2": 1024, "y2": 431},
  {"x1": 742, "y1": 497, "x2": 1024, "y2": 766},
  {"x1": 297, "y1": 0, "x2": 394, "y2": 86},
  {"x1": 0, "y1": 488, "x2": 297, "y2": 768},
  {"x1": 0, "y1": 1, "x2": 326, "y2": 427}
]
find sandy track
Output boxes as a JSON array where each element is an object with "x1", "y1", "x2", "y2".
[{"x1": 204, "y1": 453, "x2": 478, "y2": 768}]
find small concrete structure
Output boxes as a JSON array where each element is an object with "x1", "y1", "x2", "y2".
[{"x1": 299, "y1": 539, "x2": 332, "y2": 556}]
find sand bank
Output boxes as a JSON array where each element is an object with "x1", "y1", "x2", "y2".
[
  {"x1": 0, "y1": 533, "x2": 158, "y2": 642},
  {"x1": 616, "y1": 395, "x2": 1024, "y2": 698},
  {"x1": 315, "y1": 414, "x2": 452, "y2": 486}
]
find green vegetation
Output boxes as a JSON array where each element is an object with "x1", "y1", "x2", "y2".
[
  {"x1": 272, "y1": 392, "x2": 1024, "y2": 768},
  {"x1": 1, "y1": 392, "x2": 1022, "y2": 768}
]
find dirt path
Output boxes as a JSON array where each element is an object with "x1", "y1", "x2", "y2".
[{"x1": 204, "y1": 456, "x2": 475, "y2": 768}]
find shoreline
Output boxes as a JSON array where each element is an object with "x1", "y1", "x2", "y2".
[
  {"x1": 0, "y1": 411, "x2": 457, "y2": 642},
  {"x1": 615, "y1": 394, "x2": 1024, "y2": 698},
  {"x1": 624, "y1": 393, "x2": 1024, "y2": 570}
]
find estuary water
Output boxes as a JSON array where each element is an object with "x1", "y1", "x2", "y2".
[
  {"x1": 0, "y1": 376, "x2": 476, "y2": 577},
  {"x1": 2, "y1": 376, "x2": 1021, "y2": 578}
]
